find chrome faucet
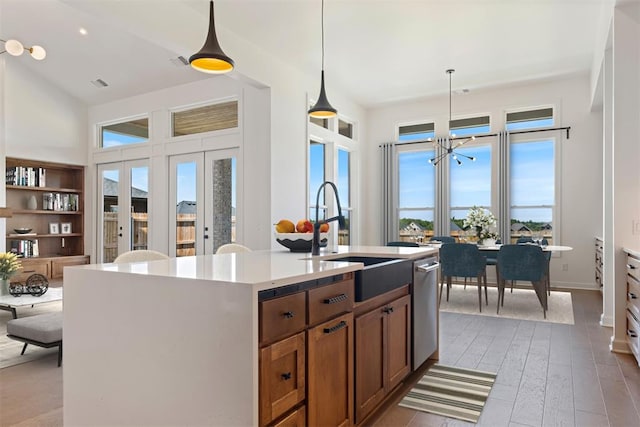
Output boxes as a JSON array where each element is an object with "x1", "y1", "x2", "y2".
[{"x1": 312, "y1": 181, "x2": 346, "y2": 256}]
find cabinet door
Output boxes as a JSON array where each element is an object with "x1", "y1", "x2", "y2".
[
  {"x1": 271, "y1": 406, "x2": 306, "y2": 427},
  {"x1": 307, "y1": 312, "x2": 353, "y2": 427},
  {"x1": 386, "y1": 294, "x2": 411, "y2": 390},
  {"x1": 260, "y1": 332, "x2": 306, "y2": 426},
  {"x1": 354, "y1": 307, "x2": 386, "y2": 423},
  {"x1": 13, "y1": 258, "x2": 50, "y2": 282},
  {"x1": 51, "y1": 256, "x2": 90, "y2": 279}
]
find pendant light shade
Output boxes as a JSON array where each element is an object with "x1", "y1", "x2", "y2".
[
  {"x1": 309, "y1": 70, "x2": 337, "y2": 118},
  {"x1": 308, "y1": 0, "x2": 337, "y2": 118},
  {"x1": 189, "y1": 0, "x2": 234, "y2": 74}
]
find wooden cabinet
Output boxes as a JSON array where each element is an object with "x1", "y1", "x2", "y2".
[
  {"x1": 354, "y1": 287, "x2": 411, "y2": 424},
  {"x1": 307, "y1": 312, "x2": 354, "y2": 427},
  {"x1": 5, "y1": 158, "x2": 87, "y2": 281},
  {"x1": 626, "y1": 250, "x2": 640, "y2": 365},
  {"x1": 258, "y1": 274, "x2": 354, "y2": 427},
  {"x1": 595, "y1": 237, "x2": 603, "y2": 288}
]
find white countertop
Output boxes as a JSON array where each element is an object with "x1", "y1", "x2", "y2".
[{"x1": 69, "y1": 245, "x2": 438, "y2": 291}]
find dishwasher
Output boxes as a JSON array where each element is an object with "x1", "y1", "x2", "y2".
[{"x1": 412, "y1": 256, "x2": 439, "y2": 369}]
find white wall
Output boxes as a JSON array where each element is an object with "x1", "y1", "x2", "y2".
[
  {"x1": 4, "y1": 61, "x2": 87, "y2": 164},
  {"x1": 363, "y1": 74, "x2": 603, "y2": 289}
]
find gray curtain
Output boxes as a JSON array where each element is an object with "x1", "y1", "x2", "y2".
[
  {"x1": 434, "y1": 137, "x2": 449, "y2": 235},
  {"x1": 380, "y1": 143, "x2": 397, "y2": 244},
  {"x1": 497, "y1": 131, "x2": 510, "y2": 243}
]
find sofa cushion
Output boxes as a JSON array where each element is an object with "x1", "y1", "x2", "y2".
[{"x1": 7, "y1": 311, "x2": 62, "y2": 343}]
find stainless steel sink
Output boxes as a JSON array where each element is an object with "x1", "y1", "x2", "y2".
[{"x1": 324, "y1": 256, "x2": 413, "y2": 301}]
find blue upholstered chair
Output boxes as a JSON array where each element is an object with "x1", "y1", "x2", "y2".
[
  {"x1": 386, "y1": 241, "x2": 419, "y2": 247},
  {"x1": 430, "y1": 236, "x2": 456, "y2": 244},
  {"x1": 439, "y1": 243, "x2": 488, "y2": 312},
  {"x1": 496, "y1": 244, "x2": 548, "y2": 318},
  {"x1": 516, "y1": 237, "x2": 534, "y2": 244},
  {"x1": 516, "y1": 237, "x2": 552, "y2": 295}
]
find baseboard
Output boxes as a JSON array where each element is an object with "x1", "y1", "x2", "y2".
[
  {"x1": 610, "y1": 336, "x2": 631, "y2": 354},
  {"x1": 599, "y1": 313, "x2": 614, "y2": 327}
]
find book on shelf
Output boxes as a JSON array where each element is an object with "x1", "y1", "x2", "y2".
[
  {"x1": 5, "y1": 166, "x2": 46, "y2": 187},
  {"x1": 10, "y1": 238, "x2": 40, "y2": 258}
]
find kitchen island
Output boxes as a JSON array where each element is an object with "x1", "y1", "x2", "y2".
[{"x1": 63, "y1": 246, "x2": 438, "y2": 426}]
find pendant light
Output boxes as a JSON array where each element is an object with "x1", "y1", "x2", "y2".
[
  {"x1": 0, "y1": 39, "x2": 46, "y2": 60},
  {"x1": 429, "y1": 69, "x2": 476, "y2": 166},
  {"x1": 189, "y1": 0, "x2": 234, "y2": 74},
  {"x1": 308, "y1": 0, "x2": 337, "y2": 118}
]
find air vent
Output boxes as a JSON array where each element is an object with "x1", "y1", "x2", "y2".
[
  {"x1": 91, "y1": 78, "x2": 109, "y2": 88},
  {"x1": 170, "y1": 56, "x2": 189, "y2": 67}
]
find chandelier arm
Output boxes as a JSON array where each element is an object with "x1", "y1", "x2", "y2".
[{"x1": 455, "y1": 151, "x2": 476, "y2": 161}]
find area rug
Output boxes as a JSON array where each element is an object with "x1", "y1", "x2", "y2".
[
  {"x1": 439, "y1": 284, "x2": 575, "y2": 325},
  {"x1": 399, "y1": 364, "x2": 497, "y2": 423},
  {"x1": 0, "y1": 300, "x2": 62, "y2": 369}
]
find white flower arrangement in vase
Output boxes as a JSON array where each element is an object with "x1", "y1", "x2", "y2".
[{"x1": 463, "y1": 206, "x2": 497, "y2": 243}]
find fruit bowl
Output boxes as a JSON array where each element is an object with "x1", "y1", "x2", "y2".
[{"x1": 275, "y1": 232, "x2": 329, "y2": 252}]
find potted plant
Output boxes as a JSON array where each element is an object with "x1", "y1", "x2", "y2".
[
  {"x1": 463, "y1": 206, "x2": 497, "y2": 244},
  {"x1": 0, "y1": 252, "x2": 21, "y2": 296}
]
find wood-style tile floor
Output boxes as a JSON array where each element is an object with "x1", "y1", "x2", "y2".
[{"x1": 0, "y1": 290, "x2": 638, "y2": 426}]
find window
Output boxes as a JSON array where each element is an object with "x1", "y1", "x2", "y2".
[
  {"x1": 506, "y1": 107, "x2": 553, "y2": 131},
  {"x1": 172, "y1": 101, "x2": 238, "y2": 137},
  {"x1": 449, "y1": 115, "x2": 490, "y2": 137},
  {"x1": 397, "y1": 147, "x2": 436, "y2": 243},
  {"x1": 337, "y1": 149, "x2": 351, "y2": 244},
  {"x1": 101, "y1": 118, "x2": 148, "y2": 148},
  {"x1": 310, "y1": 116, "x2": 330, "y2": 129},
  {"x1": 509, "y1": 139, "x2": 555, "y2": 244},
  {"x1": 450, "y1": 142, "x2": 492, "y2": 239},
  {"x1": 309, "y1": 141, "x2": 326, "y2": 220},
  {"x1": 338, "y1": 119, "x2": 353, "y2": 139},
  {"x1": 398, "y1": 123, "x2": 435, "y2": 142}
]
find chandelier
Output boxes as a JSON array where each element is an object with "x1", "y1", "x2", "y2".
[{"x1": 429, "y1": 69, "x2": 476, "y2": 166}]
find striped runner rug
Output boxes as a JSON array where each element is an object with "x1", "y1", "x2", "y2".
[{"x1": 398, "y1": 364, "x2": 497, "y2": 423}]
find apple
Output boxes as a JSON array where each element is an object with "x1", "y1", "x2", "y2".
[
  {"x1": 319, "y1": 223, "x2": 329, "y2": 233},
  {"x1": 296, "y1": 219, "x2": 313, "y2": 233}
]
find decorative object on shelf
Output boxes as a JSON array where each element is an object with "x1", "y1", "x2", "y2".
[
  {"x1": 8, "y1": 274, "x2": 49, "y2": 297},
  {"x1": 189, "y1": 0, "x2": 234, "y2": 74},
  {"x1": 429, "y1": 69, "x2": 477, "y2": 166},
  {"x1": 463, "y1": 206, "x2": 497, "y2": 243},
  {"x1": 275, "y1": 232, "x2": 328, "y2": 252},
  {"x1": 61, "y1": 223, "x2": 72, "y2": 234},
  {"x1": 308, "y1": 0, "x2": 338, "y2": 118},
  {"x1": 0, "y1": 252, "x2": 21, "y2": 296},
  {"x1": 26, "y1": 194, "x2": 37, "y2": 210},
  {"x1": 13, "y1": 228, "x2": 33, "y2": 234},
  {"x1": 49, "y1": 223, "x2": 60, "y2": 234},
  {"x1": 0, "y1": 38, "x2": 46, "y2": 60}
]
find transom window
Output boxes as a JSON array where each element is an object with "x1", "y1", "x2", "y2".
[
  {"x1": 398, "y1": 122, "x2": 435, "y2": 142},
  {"x1": 506, "y1": 107, "x2": 554, "y2": 131},
  {"x1": 449, "y1": 115, "x2": 490, "y2": 137},
  {"x1": 101, "y1": 117, "x2": 149, "y2": 148},
  {"x1": 172, "y1": 101, "x2": 238, "y2": 137}
]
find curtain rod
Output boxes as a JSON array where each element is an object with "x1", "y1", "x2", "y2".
[{"x1": 381, "y1": 126, "x2": 571, "y2": 147}]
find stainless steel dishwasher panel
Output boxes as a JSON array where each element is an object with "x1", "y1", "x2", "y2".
[{"x1": 412, "y1": 257, "x2": 439, "y2": 369}]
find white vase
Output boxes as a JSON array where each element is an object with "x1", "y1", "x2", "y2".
[
  {"x1": 0, "y1": 278, "x2": 9, "y2": 296},
  {"x1": 482, "y1": 238, "x2": 496, "y2": 247}
]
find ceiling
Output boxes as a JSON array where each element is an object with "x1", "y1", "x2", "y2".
[{"x1": 1, "y1": 0, "x2": 610, "y2": 108}]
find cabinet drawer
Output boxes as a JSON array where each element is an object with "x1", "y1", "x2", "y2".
[
  {"x1": 627, "y1": 255, "x2": 640, "y2": 282},
  {"x1": 260, "y1": 292, "x2": 307, "y2": 346},
  {"x1": 308, "y1": 278, "x2": 354, "y2": 326},
  {"x1": 260, "y1": 332, "x2": 306, "y2": 427},
  {"x1": 12, "y1": 259, "x2": 50, "y2": 282},
  {"x1": 51, "y1": 255, "x2": 90, "y2": 279},
  {"x1": 271, "y1": 405, "x2": 306, "y2": 427},
  {"x1": 628, "y1": 275, "x2": 640, "y2": 320},
  {"x1": 626, "y1": 310, "x2": 640, "y2": 359}
]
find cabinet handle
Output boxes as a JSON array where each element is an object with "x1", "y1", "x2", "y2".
[
  {"x1": 23, "y1": 270, "x2": 36, "y2": 274},
  {"x1": 281, "y1": 372, "x2": 292, "y2": 381},
  {"x1": 629, "y1": 292, "x2": 638, "y2": 300},
  {"x1": 283, "y1": 311, "x2": 295, "y2": 319},
  {"x1": 324, "y1": 320, "x2": 347, "y2": 334},
  {"x1": 382, "y1": 306, "x2": 394, "y2": 314},
  {"x1": 628, "y1": 264, "x2": 637, "y2": 270},
  {"x1": 323, "y1": 294, "x2": 347, "y2": 304},
  {"x1": 628, "y1": 329, "x2": 638, "y2": 338}
]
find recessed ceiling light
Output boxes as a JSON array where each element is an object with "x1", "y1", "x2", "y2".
[{"x1": 79, "y1": 28, "x2": 88, "y2": 36}]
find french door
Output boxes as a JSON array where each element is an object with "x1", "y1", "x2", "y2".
[
  {"x1": 169, "y1": 149, "x2": 240, "y2": 256},
  {"x1": 97, "y1": 160, "x2": 150, "y2": 263}
]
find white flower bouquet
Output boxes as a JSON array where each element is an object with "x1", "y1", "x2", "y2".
[{"x1": 463, "y1": 206, "x2": 497, "y2": 240}]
